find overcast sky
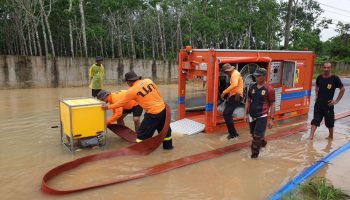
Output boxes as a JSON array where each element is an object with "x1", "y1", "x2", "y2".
[{"x1": 317, "y1": 0, "x2": 350, "y2": 41}]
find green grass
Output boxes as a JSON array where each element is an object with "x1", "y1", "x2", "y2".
[
  {"x1": 313, "y1": 67, "x2": 350, "y2": 79},
  {"x1": 282, "y1": 177, "x2": 349, "y2": 200},
  {"x1": 315, "y1": 57, "x2": 350, "y2": 65}
]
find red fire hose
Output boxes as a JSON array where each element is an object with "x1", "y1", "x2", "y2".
[
  {"x1": 41, "y1": 110, "x2": 350, "y2": 195},
  {"x1": 107, "y1": 124, "x2": 136, "y2": 143}
]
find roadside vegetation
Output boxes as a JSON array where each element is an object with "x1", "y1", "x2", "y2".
[
  {"x1": 313, "y1": 67, "x2": 350, "y2": 79},
  {"x1": 0, "y1": 0, "x2": 349, "y2": 63},
  {"x1": 282, "y1": 177, "x2": 349, "y2": 200}
]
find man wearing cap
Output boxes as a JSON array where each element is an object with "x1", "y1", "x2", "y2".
[
  {"x1": 244, "y1": 68, "x2": 275, "y2": 158},
  {"x1": 221, "y1": 63, "x2": 244, "y2": 140},
  {"x1": 89, "y1": 56, "x2": 105, "y2": 97},
  {"x1": 102, "y1": 71, "x2": 173, "y2": 150},
  {"x1": 97, "y1": 89, "x2": 142, "y2": 131}
]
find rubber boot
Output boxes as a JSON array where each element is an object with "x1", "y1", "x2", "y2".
[
  {"x1": 251, "y1": 136, "x2": 262, "y2": 159},
  {"x1": 261, "y1": 139, "x2": 267, "y2": 148},
  {"x1": 163, "y1": 139, "x2": 173, "y2": 150}
]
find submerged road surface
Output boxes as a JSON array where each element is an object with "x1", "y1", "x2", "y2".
[{"x1": 0, "y1": 79, "x2": 349, "y2": 200}]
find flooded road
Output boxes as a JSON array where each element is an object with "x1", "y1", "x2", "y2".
[{"x1": 0, "y1": 80, "x2": 349, "y2": 200}]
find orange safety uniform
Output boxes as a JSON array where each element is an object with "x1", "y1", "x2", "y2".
[
  {"x1": 107, "y1": 90, "x2": 138, "y2": 124},
  {"x1": 108, "y1": 79, "x2": 165, "y2": 114},
  {"x1": 222, "y1": 70, "x2": 244, "y2": 97}
]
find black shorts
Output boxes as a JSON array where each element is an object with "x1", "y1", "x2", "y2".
[
  {"x1": 249, "y1": 117, "x2": 268, "y2": 137},
  {"x1": 122, "y1": 105, "x2": 143, "y2": 117},
  {"x1": 311, "y1": 108, "x2": 334, "y2": 128},
  {"x1": 136, "y1": 108, "x2": 171, "y2": 140}
]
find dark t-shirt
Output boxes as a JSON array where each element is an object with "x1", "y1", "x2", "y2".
[
  {"x1": 248, "y1": 83, "x2": 275, "y2": 118},
  {"x1": 315, "y1": 74, "x2": 343, "y2": 110}
]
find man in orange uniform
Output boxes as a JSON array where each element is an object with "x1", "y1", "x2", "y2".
[
  {"x1": 221, "y1": 63, "x2": 244, "y2": 140},
  {"x1": 97, "y1": 90, "x2": 142, "y2": 131},
  {"x1": 102, "y1": 71, "x2": 173, "y2": 150}
]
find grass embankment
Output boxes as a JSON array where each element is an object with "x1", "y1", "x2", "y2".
[
  {"x1": 313, "y1": 67, "x2": 350, "y2": 79},
  {"x1": 282, "y1": 177, "x2": 349, "y2": 200},
  {"x1": 314, "y1": 57, "x2": 350, "y2": 79}
]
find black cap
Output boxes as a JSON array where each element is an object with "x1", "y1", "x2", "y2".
[
  {"x1": 96, "y1": 90, "x2": 110, "y2": 101},
  {"x1": 96, "y1": 56, "x2": 103, "y2": 61},
  {"x1": 124, "y1": 71, "x2": 141, "y2": 81},
  {"x1": 253, "y1": 68, "x2": 267, "y2": 76}
]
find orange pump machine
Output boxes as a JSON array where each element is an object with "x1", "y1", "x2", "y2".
[{"x1": 178, "y1": 46, "x2": 315, "y2": 133}]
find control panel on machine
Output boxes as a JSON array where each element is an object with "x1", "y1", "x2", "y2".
[
  {"x1": 269, "y1": 62, "x2": 283, "y2": 112},
  {"x1": 269, "y1": 62, "x2": 282, "y2": 84}
]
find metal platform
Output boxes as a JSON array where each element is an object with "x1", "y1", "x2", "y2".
[{"x1": 170, "y1": 118, "x2": 205, "y2": 135}]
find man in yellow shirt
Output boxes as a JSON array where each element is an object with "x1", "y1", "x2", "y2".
[
  {"x1": 89, "y1": 56, "x2": 105, "y2": 97},
  {"x1": 102, "y1": 71, "x2": 173, "y2": 150},
  {"x1": 220, "y1": 63, "x2": 244, "y2": 140},
  {"x1": 97, "y1": 90, "x2": 142, "y2": 131}
]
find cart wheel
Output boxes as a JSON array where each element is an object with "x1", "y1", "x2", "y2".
[{"x1": 97, "y1": 133, "x2": 107, "y2": 147}]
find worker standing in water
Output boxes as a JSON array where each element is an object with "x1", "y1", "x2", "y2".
[
  {"x1": 309, "y1": 62, "x2": 345, "y2": 140},
  {"x1": 102, "y1": 71, "x2": 173, "y2": 150},
  {"x1": 96, "y1": 89, "x2": 142, "y2": 131},
  {"x1": 244, "y1": 68, "x2": 275, "y2": 159},
  {"x1": 221, "y1": 63, "x2": 244, "y2": 140},
  {"x1": 89, "y1": 56, "x2": 105, "y2": 97}
]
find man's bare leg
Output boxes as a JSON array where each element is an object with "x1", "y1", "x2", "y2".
[
  {"x1": 326, "y1": 128, "x2": 334, "y2": 140},
  {"x1": 117, "y1": 114, "x2": 127, "y2": 126},
  {"x1": 309, "y1": 125, "x2": 317, "y2": 140},
  {"x1": 133, "y1": 116, "x2": 141, "y2": 131}
]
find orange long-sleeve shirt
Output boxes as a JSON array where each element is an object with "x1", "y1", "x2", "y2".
[
  {"x1": 107, "y1": 90, "x2": 138, "y2": 124},
  {"x1": 222, "y1": 70, "x2": 244, "y2": 97},
  {"x1": 108, "y1": 79, "x2": 165, "y2": 114}
]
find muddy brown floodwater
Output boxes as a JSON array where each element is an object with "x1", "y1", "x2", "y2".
[{"x1": 0, "y1": 81, "x2": 349, "y2": 200}]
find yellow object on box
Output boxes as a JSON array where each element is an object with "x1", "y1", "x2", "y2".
[{"x1": 59, "y1": 98, "x2": 105, "y2": 139}]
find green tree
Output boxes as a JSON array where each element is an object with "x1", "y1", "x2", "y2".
[
  {"x1": 323, "y1": 22, "x2": 350, "y2": 59},
  {"x1": 281, "y1": 0, "x2": 325, "y2": 53},
  {"x1": 0, "y1": 0, "x2": 335, "y2": 59}
]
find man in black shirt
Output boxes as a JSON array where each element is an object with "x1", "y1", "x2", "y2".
[
  {"x1": 244, "y1": 68, "x2": 275, "y2": 158},
  {"x1": 309, "y1": 62, "x2": 345, "y2": 140}
]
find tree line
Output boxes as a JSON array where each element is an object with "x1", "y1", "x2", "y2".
[{"x1": 0, "y1": 0, "x2": 349, "y2": 60}]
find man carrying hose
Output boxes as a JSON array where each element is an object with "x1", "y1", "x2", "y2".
[
  {"x1": 102, "y1": 71, "x2": 173, "y2": 150},
  {"x1": 96, "y1": 89, "x2": 142, "y2": 131},
  {"x1": 244, "y1": 68, "x2": 275, "y2": 159}
]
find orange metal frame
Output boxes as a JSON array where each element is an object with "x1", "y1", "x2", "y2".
[{"x1": 178, "y1": 46, "x2": 315, "y2": 133}]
